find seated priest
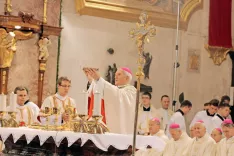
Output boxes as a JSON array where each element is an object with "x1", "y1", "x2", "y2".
[
  {"x1": 23, "y1": 87, "x2": 40, "y2": 120},
  {"x1": 184, "y1": 120, "x2": 216, "y2": 156},
  {"x1": 162, "y1": 123, "x2": 192, "y2": 156},
  {"x1": 135, "y1": 118, "x2": 168, "y2": 156},
  {"x1": 40, "y1": 76, "x2": 76, "y2": 125},
  {"x1": 211, "y1": 128, "x2": 223, "y2": 143},
  {"x1": 156, "y1": 95, "x2": 174, "y2": 133},
  {"x1": 190, "y1": 99, "x2": 219, "y2": 134},
  {"x1": 86, "y1": 67, "x2": 136, "y2": 134},
  {"x1": 7, "y1": 86, "x2": 39, "y2": 126},
  {"x1": 148, "y1": 117, "x2": 169, "y2": 142},
  {"x1": 138, "y1": 92, "x2": 158, "y2": 135},
  {"x1": 216, "y1": 119, "x2": 234, "y2": 156}
]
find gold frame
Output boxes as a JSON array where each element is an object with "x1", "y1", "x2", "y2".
[{"x1": 75, "y1": 0, "x2": 203, "y2": 30}]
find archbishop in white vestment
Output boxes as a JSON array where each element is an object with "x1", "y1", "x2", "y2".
[
  {"x1": 88, "y1": 67, "x2": 136, "y2": 134},
  {"x1": 216, "y1": 119, "x2": 234, "y2": 156},
  {"x1": 184, "y1": 120, "x2": 216, "y2": 156},
  {"x1": 162, "y1": 123, "x2": 192, "y2": 156}
]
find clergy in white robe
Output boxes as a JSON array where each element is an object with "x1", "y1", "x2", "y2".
[
  {"x1": 135, "y1": 118, "x2": 168, "y2": 156},
  {"x1": 216, "y1": 119, "x2": 234, "y2": 156},
  {"x1": 211, "y1": 103, "x2": 230, "y2": 129},
  {"x1": 24, "y1": 99, "x2": 40, "y2": 120},
  {"x1": 190, "y1": 99, "x2": 218, "y2": 134},
  {"x1": 184, "y1": 120, "x2": 216, "y2": 156},
  {"x1": 138, "y1": 92, "x2": 159, "y2": 135},
  {"x1": 9, "y1": 86, "x2": 38, "y2": 126},
  {"x1": 162, "y1": 123, "x2": 192, "y2": 156},
  {"x1": 156, "y1": 95, "x2": 174, "y2": 132},
  {"x1": 167, "y1": 100, "x2": 192, "y2": 137},
  {"x1": 87, "y1": 67, "x2": 136, "y2": 134},
  {"x1": 40, "y1": 77, "x2": 76, "y2": 125},
  {"x1": 211, "y1": 128, "x2": 223, "y2": 143}
]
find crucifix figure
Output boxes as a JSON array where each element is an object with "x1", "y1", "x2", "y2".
[{"x1": 129, "y1": 11, "x2": 156, "y2": 155}]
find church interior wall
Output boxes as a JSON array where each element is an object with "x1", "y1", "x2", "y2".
[{"x1": 60, "y1": 0, "x2": 233, "y2": 128}]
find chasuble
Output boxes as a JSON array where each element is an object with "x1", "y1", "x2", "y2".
[{"x1": 94, "y1": 77, "x2": 136, "y2": 134}]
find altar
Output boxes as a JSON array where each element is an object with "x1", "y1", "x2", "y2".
[{"x1": 0, "y1": 127, "x2": 165, "y2": 155}]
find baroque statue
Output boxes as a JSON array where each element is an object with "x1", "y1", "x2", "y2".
[
  {"x1": 143, "y1": 52, "x2": 153, "y2": 79},
  {"x1": 0, "y1": 28, "x2": 16, "y2": 68},
  {"x1": 105, "y1": 63, "x2": 118, "y2": 85},
  {"x1": 38, "y1": 37, "x2": 51, "y2": 61}
]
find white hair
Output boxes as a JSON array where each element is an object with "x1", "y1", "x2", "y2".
[{"x1": 122, "y1": 70, "x2": 132, "y2": 84}]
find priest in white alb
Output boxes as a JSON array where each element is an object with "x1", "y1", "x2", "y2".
[
  {"x1": 138, "y1": 92, "x2": 158, "y2": 135},
  {"x1": 40, "y1": 76, "x2": 76, "y2": 125},
  {"x1": 184, "y1": 120, "x2": 216, "y2": 156},
  {"x1": 162, "y1": 123, "x2": 192, "y2": 156},
  {"x1": 86, "y1": 67, "x2": 136, "y2": 134},
  {"x1": 216, "y1": 119, "x2": 234, "y2": 156},
  {"x1": 190, "y1": 99, "x2": 218, "y2": 134},
  {"x1": 8, "y1": 86, "x2": 38, "y2": 126}
]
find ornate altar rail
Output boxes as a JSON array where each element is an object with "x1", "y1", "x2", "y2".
[{"x1": 0, "y1": 127, "x2": 165, "y2": 155}]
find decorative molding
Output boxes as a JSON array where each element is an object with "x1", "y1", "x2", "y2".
[
  {"x1": 180, "y1": 0, "x2": 203, "y2": 22},
  {"x1": 76, "y1": 0, "x2": 204, "y2": 30},
  {"x1": 205, "y1": 45, "x2": 232, "y2": 66}
]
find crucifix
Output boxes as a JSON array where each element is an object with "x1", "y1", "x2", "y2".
[{"x1": 129, "y1": 11, "x2": 156, "y2": 155}]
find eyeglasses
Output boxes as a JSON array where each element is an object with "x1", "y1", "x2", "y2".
[{"x1": 59, "y1": 85, "x2": 71, "y2": 88}]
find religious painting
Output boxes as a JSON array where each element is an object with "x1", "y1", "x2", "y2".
[
  {"x1": 187, "y1": 49, "x2": 200, "y2": 73},
  {"x1": 76, "y1": 0, "x2": 204, "y2": 30}
]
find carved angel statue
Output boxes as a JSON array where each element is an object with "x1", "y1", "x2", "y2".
[
  {"x1": 38, "y1": 37, "x2": 51, "y2": 61},
  {"x1": 143, "y1": 52, "x2": 153, "y2": 79},
  {"x1": 0, "y1": 29, "x2": 16, "y2": 68}
]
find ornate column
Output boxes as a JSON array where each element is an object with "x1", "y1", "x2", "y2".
[
  {"x1": 4, "y1": 0, "x2": 12, "y2": 15},
  {"x1": 38, "y1": 37, "x2": 51, "y2": 107}
]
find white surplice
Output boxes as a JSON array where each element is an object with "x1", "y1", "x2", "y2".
[
  {"x1": 138, "y1": 104, "x2": 159, "y2": 135},
  {"x1": 190, "y1": 110, "x2": 215, "y2": 134},
  {"x1": 94, "y1": 77, "x2": 136, "y2": 134},
  {"x1": 167, "y1": 110, "x2": 186, "y2": 137},
  {"x1": 40, "y1": 93, "x2": 76, "y2": 125},
  {"x1": 211, "y1": 114, "x2": 225, "y2": 129},
  {"x1": 162, "y1": 132, "x2": 192, "y2": 156},
  {"x1": 156, "y1": 108, "x2": 174, "y2": 132},
  {"x1": 216, "y1": 136, "x2": 234, "y2": 156},
  {"x1": 184, "y1": 133, "x2": 216, "y2": 156}
]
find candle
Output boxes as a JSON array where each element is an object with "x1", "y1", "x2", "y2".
[
  {"x1": 93, "y1": 91, "x2": 102, "y2": 116},
  {"x1": 0, "y1": 94, "x2": 6, "y2": 111},
  {"x1": 9, "y1": 92, "x2": 17, "y2": 112},
  {"x1": 77, "y1": 91, "x2": 88, "y2": 115}
]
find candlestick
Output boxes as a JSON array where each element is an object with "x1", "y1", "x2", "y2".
[
  {"x1": 77, "y1": 91, "x2": 88, "y2": 115},
  {"x1": 9, "y1": 92, "x2": 17, "y2": 112},
  {"x1": 0, "y1": 94, "x2": 6, "y2": 111},
  {"x1": 93, "y1": 91, "x2": 101, "y2": 116}
]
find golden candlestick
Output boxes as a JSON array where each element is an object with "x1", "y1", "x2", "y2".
[
  {"x1": 44, "y1": 107, "x2": 51, "y2": 130},
  {"x1": 43, "y1": 0, "x2": 48, "y2": 24},
  {"x1": 129, "y1": 11, "x2": 156, "y2": 156},
  {"x1": 0, "y1": 111, "x2": 8, "y2": 127},
  {"x1": 88, "y1": 115, "x2": 109, "y2": 134},
  {"x1": 73, "y1": 114, "x2": 89, "y2": 133},
  {"x1": 7, "y1": 112, "x2": 19, "y2": 127},
  {"x1": 4, "y1": 0, "x2": 12, "y2": 15}
]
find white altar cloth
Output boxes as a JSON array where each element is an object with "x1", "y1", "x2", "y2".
[{"x1": 0, "y1": 127, "x2": 166, "y2": 152}]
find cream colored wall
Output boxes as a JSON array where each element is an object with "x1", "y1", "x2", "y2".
[{"x1": 60, "y1": 0, "x2": 233, "y2": 126}]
